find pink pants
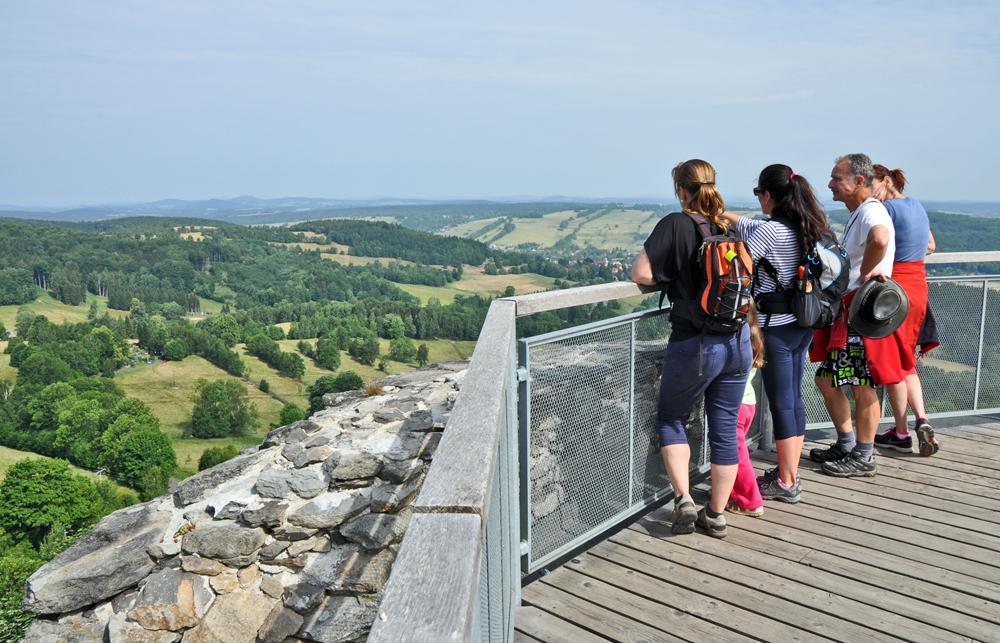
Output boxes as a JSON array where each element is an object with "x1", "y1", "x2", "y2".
[{"x1": 729, "y1": 403, "x2": 764, "y2": 511}]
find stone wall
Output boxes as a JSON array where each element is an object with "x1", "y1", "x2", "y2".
[{"x1": 21, "y1": 362, "x2": 466, "y2": 643}]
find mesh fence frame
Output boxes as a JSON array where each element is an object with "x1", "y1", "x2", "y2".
[{"x1": 522, "y1": 310, "x2": 710, "y2": 571}]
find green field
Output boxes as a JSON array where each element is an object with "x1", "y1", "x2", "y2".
[
  {"x1": 114, "y1": 356, "x2": 285, "y2": 476},
  {"x1": 440, "y1": 207, "x2": 668, "y2": 252},
  {"x1": 0, "y1": 345, "x2": 14, "y2": 382},
  {"x1": 0, "y1": 291, "x2": 127, "y2": 330},
  {"x1": 396, "y1": 265, "x2": 559, "y2": 304}
]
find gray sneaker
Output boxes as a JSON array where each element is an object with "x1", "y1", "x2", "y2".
[
  {"x1": 915, "y1": 419, "x2": 940, "y2": 457},
  {"x1": 758, "y1": 476, "x2": 801, "y2": 503},
  {"x1": 821, "y1": 452, "x2": 877, "y2": 477},
  {"x1": 671, "y1": 495, "x2": 697, "y2": 535},
  {"x1": 696, "y1": 507, "x2": 727, "y2": 538}
]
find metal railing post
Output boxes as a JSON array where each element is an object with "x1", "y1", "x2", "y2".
[
  {"x1": 516, "y1": 339, "x2": 531, "y2": 573},
  {"x1": 974, "y1": 279, "x2": 989, "y2": 410},
  {"x1": 628, "y1": 320, "x2": 636, "y2": 507}
]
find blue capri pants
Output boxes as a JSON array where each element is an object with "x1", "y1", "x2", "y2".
[
  {"x1": 761, "y1": 324, "x2": 813, "y2": 441},
  {"x1": 656, "y1": 331, "x2": 752, "y2": 466}
]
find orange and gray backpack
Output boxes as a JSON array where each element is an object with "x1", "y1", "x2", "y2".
[{"x1": 664, "y1": 212, "x2": 754, "y2": 335}]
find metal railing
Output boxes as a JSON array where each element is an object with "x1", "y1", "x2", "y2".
[{"x1": 372, "y1": 252, "x2": 1000, "y2": 642}]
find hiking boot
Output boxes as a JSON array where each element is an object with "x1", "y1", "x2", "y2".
[
  {"x1": 821, "y1": 452, "x2": 877, "y2": 477},
  {"x1": 809, "y1": 442, "x2": 852, "y2": 463},
  {"x1": 875, "y1": 429, "x2": 913, "y2": 453},
  {"x1": 671, "y1": 495, "x2": 697, "y2": 535},
  {"x1": 758, "y1": 476, "x2": 801, "y2": 503},
  {"x1": 696, "y1": 507, "x2": 727, "y2": 538},
  {"x1": 915, "y1": 419, "x2": 939, "y2": 457},
  {"x1": 726, "y1": 501, "x2": 764, "y2": 517}
]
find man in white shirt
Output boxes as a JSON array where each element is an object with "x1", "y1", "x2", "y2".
[{"x1": 810, "y1": 153, "x2": 895, "y2": 477}]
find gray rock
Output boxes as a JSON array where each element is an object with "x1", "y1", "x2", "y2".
[
  {"x1": 240, "y1": 501, "x2": 288, "y2": 528},
  {"x1": 128, "y1": 568, "x2": 213, "y2": 631},
  {"x1": 259, "y1": 604, "x2": 304, "y2": 643},
  {"x1": 287, "y1": 489, "x2": 371, "y2": 529},
  {"x1": 272, "y1": 525, "x2": 317, "y2": 541},
  {"x1": 173, "y1": 450, "x2": 268, "y2": 506},
  {"x1": 107, "y1": 612, "x2": 181, "y2": 642},
  {"x1": 261, "y1": 419, "x2": 322, "y2": 448},
  {"x1": 370, "y1": 477, "x2": 421, "y2": 513},
  {"x1": 402, "y1": 409, "x2": 434, "y2": 432},
  {"x1": 181, "y1": 556, "x2": 226, "y2": 576},
  {"x1": 420, "y1": 432, "x2": 443, "y2": 460},
  {"x1": 373, "y1": 408, "x2": 405, "y2": 423},
  {"x1": 255, "y1": 469, "x2": 291, "y2": 498},
  {"x1": 323, "y1": 448, "x2": 382, "y2": 480},
  {"x1": 211, "y1": 500, "x2": 246, "y2": 521},
  {"x1": 22, "y1": 618, "x2": 106, "y2": 642},
  {"x1": 181, "y1": 521, "x2": 266, "y2": 564},
  {"x1": 323, "y1": 390, "x2": 365, "y2": 407},
  {"x1": 23, "y1": 501, "x2": 170, "y2": 615},
  {"x1": 281, "y1": 442, "x2": 306, "y2": 465},
  {"x1": 111, "y1": 588, "x2": 139, "y2": 613},
  {"x1": 181, "y1": 591, "x2": 275, "y2": 642},
  {"x1": 260, "y1": 575, "x2": 284, "y2": 599},
  {"x1": 309, "y1": 547, "x2": 394, "y2": 594},
  {"x1": 286, "y1": 469, "x2": 326, "y2": 499},
  {"x1": 260, "y1": 539, "x2": 292, "y2": 560},
  {"x1": 377, "y1": 458, "x2": 425, "y2": 483},
  {"x1": 383, "y1": 432, "x2": 431, "y2": 461},
  {"x1": 292, "y1": 445, "x2": 334, "y2": 468},
  {"x1": 287, "y1": 535, "x2": 326, "y2": 557},
  {"x1": 299, "y1": 594, "x2": 380, "y2": 642},
  {"x1": 340, "y1": 507, "x2": 412, "y2": 550},
  {"x1": 305, "y1": 435, "x2": 330, "y2": 448},
  {"x1": 283, "y1": 582, "x2": 326, "y2": 614}
]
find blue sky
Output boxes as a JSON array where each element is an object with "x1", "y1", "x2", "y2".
[{"x1": 2, "y1": 1, "x2": 998, "y2": 206}]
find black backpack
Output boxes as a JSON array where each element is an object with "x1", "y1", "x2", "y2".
[{"x1": 755, "y1": 226, "x2": 850, "y2": 329}]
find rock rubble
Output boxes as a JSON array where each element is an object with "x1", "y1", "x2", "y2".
[{"x1": 21, "y1": 362, "x2": 466, "y2": 643}]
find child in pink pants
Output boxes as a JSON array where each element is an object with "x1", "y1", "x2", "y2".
[{"x1": 728, "y1": 308, "x2": 765, "y2": 516}]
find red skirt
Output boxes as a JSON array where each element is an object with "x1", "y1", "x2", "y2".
[{"x1": 809, "y1": 262, "x2": 928, "y2": 385}]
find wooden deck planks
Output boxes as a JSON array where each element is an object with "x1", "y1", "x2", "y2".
[{"x1": 517, "y1": 424, "x2": 1000, "y2": 642}]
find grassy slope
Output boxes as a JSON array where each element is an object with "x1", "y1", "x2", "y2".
[
  {"x1": 396, "y1": 264, "x2": 558, "y2": 304},
  {"x1": 114, "y1": 356, "x2": 285, "y2": 477},
  {"x1": 0, "y1": 292, "x2": 127, "y2": 330}
]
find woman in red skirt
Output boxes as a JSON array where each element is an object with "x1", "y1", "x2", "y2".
[{"x1": 872, "y1": 165, "x2": 940, "y2": 457}]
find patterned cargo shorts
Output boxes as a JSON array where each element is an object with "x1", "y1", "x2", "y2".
[{"x1": 815, "y1": 333, "x2": 874, "y2": 388}]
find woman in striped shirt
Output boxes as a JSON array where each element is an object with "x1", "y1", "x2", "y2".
[{"x1": 722, "y1": 165, "x2": 834, "y2": 504}]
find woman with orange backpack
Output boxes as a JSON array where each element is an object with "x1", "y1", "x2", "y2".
[{"x1": 632, "y1": 159, "x2": 752, "y2": 539}]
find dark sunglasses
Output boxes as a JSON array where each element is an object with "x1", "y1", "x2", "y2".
[{"x1": 753, "y1": 187, "x2": 764, "y2": 197}]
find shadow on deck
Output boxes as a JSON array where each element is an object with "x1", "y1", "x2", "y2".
[{"x1": 516, "y1": 421, "x2": 1000, "y2": 642}]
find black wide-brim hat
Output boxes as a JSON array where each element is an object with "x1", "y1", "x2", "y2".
[{"x1": 849, "y1": 277, "x2": 910, "y2": 339}]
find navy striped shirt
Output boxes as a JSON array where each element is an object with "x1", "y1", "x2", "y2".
[{"x1": 736, "y1": 216, "x2": 802, "y2": 327}]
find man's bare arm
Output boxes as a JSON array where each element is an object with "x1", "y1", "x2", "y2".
[{"x1": 860, "y1": 224, "x2": 890, "y2": 282}]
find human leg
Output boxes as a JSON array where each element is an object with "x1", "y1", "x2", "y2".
[
  {"x1": 702, "y1": 331, "x2": 750, "y2": 516},
  {"x1": 822, "y1": 383, "x2": 880, "y2": 477},
  {"x1": 729, "y1": 403, "x2": 764, "y2": 513},
  {"x1": 762, "y1": 325, "x2": 812, "y2": 486},
  {"x1": 656, "y1": 336, "x2": 716, "y2": 532}
]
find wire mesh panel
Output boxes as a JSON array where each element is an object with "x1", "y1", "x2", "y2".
[
  {"x1": 524, "y1": 323, "x2": 633, "y2": 567},
  {"x1": 916, "y1": 279, "x2": 983, "y2": 412},
  {"x1": 521, "y1": 309, "x2": 709, "y2": 571},
  {"x1": 977, "y1": 282, "x2": 1000, "y2": 410},
  {"x1": 632, "y1": 312, "x2": 676, "y2": 501},
  {"x1": 801, "y1": 277, "x2": 1000, "y2": 429}
]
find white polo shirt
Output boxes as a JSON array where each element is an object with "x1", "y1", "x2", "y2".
[{"x1": 842, "y1": 197, "x2": 895, "y2": 290}]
